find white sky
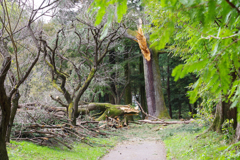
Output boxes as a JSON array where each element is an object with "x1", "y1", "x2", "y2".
[{"x1": 28, "y1": 0, "x2": 80, "y2": 22}]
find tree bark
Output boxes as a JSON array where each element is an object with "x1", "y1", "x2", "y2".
[
  {"x1": 209, "y1": 100, "x2": 224, "y2": 133},
  {"x1": 123, "y1": 27, "x2": 170, "y2": 119},
  {"x1": 139, "y1": 57, "x2": 147, "y2": 119},
  {"x1": 0, "y1": 40, "x2": 12, "y2": 160},
  {"x1": 124, "y1": 52, "x2": 132, "y2": 105},
  {"x1": 209, "y1": 96, "x2": 236, "y2": 133},
  {"x1": 143, "y1": 50, "x2": 170, "y2": 119},
  {"x1": 72, "y1": 68, "x2": 97, "y2": 125},
  {"x1": 124, "y1": 51, "x2": 133, "y2": 121},
  {"x1": 6, "y1": 92, "x2": 20, "y2": 142}
]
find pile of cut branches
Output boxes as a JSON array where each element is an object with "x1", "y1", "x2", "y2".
[{"x1": 12, "y1": 104, "x2": 108, "y2": 149}]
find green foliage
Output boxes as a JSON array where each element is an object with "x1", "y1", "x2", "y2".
[
  {"x1": 91, "y1": 0, "x2": 127, "y2": 39},
  {"x1": 222, "y1": 119, "x2": 235, "y2": 143}
]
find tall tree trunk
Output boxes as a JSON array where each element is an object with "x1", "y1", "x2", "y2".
[
  {"x1": 109, "y1": 50, "x2": 117, "y2": 104},
  {"x1": 188, "y1": 103, "x2": 193, "y2": 118},
  {"x1": 167, "y1": 57, "x2": 172, "y2": 118},
  {"x1": 124, "y1": 53, "x2": 132, "y2": 104},
  {"x1": 143, "y1": 50, "x2": 170, "y2": 118},
  {"x1": 139, "y1": 57, "x2": 147, "y2": 119},
  {"x1": 178, "y1": 103, "x2": 182, "y2": 119},
  {"x1": 124, "y1": 52, "x2": 133, "y2": 121},
  {"x1": 0, "y1": 40, "x2": 12, "y2": 160},
  {"x1": 125, "y1": 25, "x2": 169, "y2": 119},
  {"x1": 0, "y1": 90, "x2": 11, "y2": 160}
]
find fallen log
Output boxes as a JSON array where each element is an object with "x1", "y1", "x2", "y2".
[
  {"x1": 17, "y1": 102, "x2": 139, "y2": 123},
  {"x1": 42, "y1": 103, "x2": 139, "y2": 121},
  {"x1": 138, "y1": 119, "x2": 192, "y2": 124}
]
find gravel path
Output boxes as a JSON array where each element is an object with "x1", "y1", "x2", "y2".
[{"x1": 101, "y1": 139, "x2": 166, "y2": 160}]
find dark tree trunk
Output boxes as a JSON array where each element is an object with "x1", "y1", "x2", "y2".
[
  {"x1": 6, "y1": 92, "x2": 20, "y2": 142},
  {"x1": 104, "y1": 93, "x2": 109, "y2": 102},
  {"x1": 0, "y1": 92, "x2": 11, "y2": 160},
  {"x1": 124, "y1": 52, "x2": 132, "y2": 105},
  {"x1": 167, "y1": 57, "x2": 172, "y2": 118},
  {"x1": 193, "y1": 102, "x2": 198, "y2": 114},
  {"x1": 0, "y1": 40, "x2": 12, "y2": 160},
  {"x1": 223, "y1": 101, "x2": 237, "y2": 129},
  {"x1": 143, "y1": 50, "x2": 170, "y2": 118},
  {"x1": 139, "y1": 57, "x2": 147, "y2": 119},
  {"x1": 178, "y1": 103, "x2": 182, "y2": 119},
  {"x1": 124, "y1": 52, "x2": 133, "y2": 121},
  {"x1": 188, "y1": 103, "x2": 193, "y2": 118},
  {"x1": 109, "y1": 50, "x2": 117, "y2": 104}
]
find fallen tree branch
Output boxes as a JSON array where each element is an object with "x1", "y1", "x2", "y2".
[
  {"x1": 138, "y1": 119, "x2": 191, "y2": 124},
  {"x1": 136, "y1": 101, "x2": 164, "y2": 121},
  {"x1": 50, "y1": 95, "x2": 68, "y2": 108}
]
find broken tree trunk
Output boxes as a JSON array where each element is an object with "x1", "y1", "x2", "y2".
[
  {"x1": 137, "y1": 26, "x2": 170, "y2": 119},
  {"x1": 123, "y1": 19, "x2": 170, "y2": 119},
  {"x1": 78, "y1": 103, "x2": 139, "y2": 121}
]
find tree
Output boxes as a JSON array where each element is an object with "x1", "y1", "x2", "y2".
[
  {"x1": 91, "y1": 0, "x2": 170, "y2": 118},
  {"x1": 30, "y1": 1, "x2": 127, "y2": 125},
  {"x1": 144, "y1": 0, "x2": 240, "y2": 134},
  {"x1": 0, "y1": 0, "x2": 60, "y2": 159}
]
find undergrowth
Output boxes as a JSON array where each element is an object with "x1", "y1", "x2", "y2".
[{"x1": 115, "y1": 122, "x2": 240, "y2": 160}]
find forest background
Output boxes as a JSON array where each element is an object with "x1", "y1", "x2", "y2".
[{"x1": 1, "y1": 0, "x2": 240, "y2": 159}]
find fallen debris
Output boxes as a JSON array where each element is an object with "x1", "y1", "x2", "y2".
[{"x1": 138, "y1": 119, "x2": 192, "y2": 125}]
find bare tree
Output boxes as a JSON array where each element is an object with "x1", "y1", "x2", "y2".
[
  {"x1": 0, "y1": 0, "x2": 61, "y2": 159},
  {"x1": 28, "y1": 1, "x2": 128, "y2": 125}
]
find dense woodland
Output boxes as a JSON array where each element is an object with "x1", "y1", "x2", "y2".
[{"x1": 1, "y1": 0, "x2": 240, "y2": 159}]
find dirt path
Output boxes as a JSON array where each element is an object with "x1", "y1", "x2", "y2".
[{"x1": 101, "y1": 138, "x2": 166, "y2": 160}]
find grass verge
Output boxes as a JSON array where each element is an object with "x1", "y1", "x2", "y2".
[{"x1": 7, "y1": 136, "x2": 118, "y2": 160}]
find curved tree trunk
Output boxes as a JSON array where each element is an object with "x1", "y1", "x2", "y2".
[
  {"x1": 6, "y1": 92, "x2": 20, "y2": 142},
  {"x1": 0, "y1": 40, "x2": 12, "y2": 160}
]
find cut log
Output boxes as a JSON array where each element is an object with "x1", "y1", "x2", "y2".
[
  {"x1": 138, "y1": 119, "x2": 193, "y2": 124},
  {"x1": 18, "y1": 102, "x2": 139, "y2": 121}
]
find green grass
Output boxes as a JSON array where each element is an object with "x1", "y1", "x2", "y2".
[
  {"x1": 159, "y1": 123, "x2": 240, "y2": 160},
  {"x1": 8, "y1": 137, "x2": 118, "y2": 160}
]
